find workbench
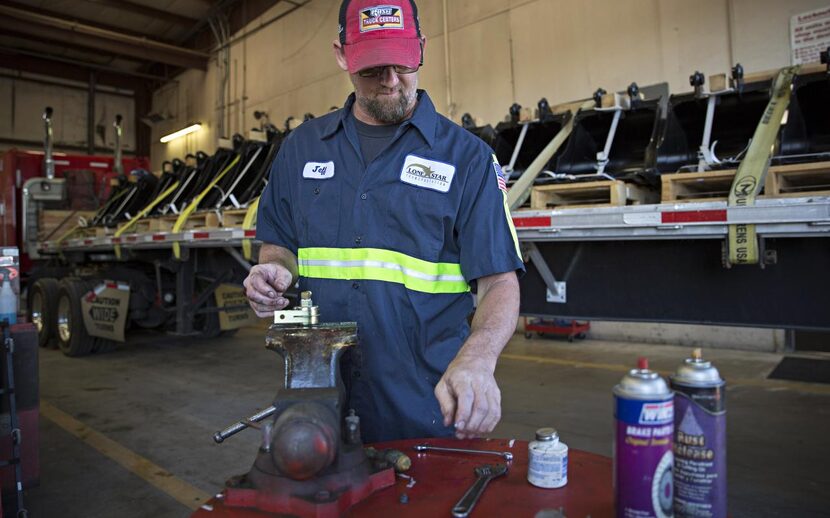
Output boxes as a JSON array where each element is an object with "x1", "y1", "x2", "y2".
[{"x1": 191, "y1": 437, "x2": 613, "y2": 517}]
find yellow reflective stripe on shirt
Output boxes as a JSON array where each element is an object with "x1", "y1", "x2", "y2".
[{"x1": 297, "y1": 247, "x2": 470, "y2": 294}]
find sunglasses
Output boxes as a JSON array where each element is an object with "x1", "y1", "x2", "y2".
[{"x1": 357, "y1": 65, "x2": 419, "y2": 78}]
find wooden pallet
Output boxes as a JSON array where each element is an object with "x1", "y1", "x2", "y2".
[
  {"x1": 74, "y1": 225, "x2": 115, "y2": 238},
  {"x1": 217, "y1": 208, "x2": 248, "y2": 228},
  {"x1": 663, "y1": 162, "x2": 830, "y2": 202},
  {"x1": 765, "y1": 162, "x2": 830, "y2": 197},
  {"x1": 530, "y1": 180, "x2": 657, "y2": 209},
  {"x1": 661, "y1": 171, "x2": 739, "y2": 203},
  {"x1": 38, "y1": 210, "x2": 96, "y2": 241}
]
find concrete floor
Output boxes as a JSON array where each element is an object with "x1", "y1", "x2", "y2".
[{"x1": 21, "y1": 326, "x2": 830, "y2": 517}]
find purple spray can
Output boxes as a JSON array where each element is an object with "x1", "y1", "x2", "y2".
[
  {"x1": 670, "y1": 349, "x2": 726, "y2": 518},
  {"x1": 614, "y1": 357, "x2": 674, "y2": 518}
]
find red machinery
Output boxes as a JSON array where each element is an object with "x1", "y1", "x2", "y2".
[
  {"x1": 0, "y1": 108, "x2": 150, "y2": 272},
  {"x1": 193, "y1": 437, "x2": 613, "y2": 518}
]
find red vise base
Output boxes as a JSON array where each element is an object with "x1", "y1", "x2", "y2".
[{"x1": 223, "y1": 468, "x2": 394, "y2": 518}]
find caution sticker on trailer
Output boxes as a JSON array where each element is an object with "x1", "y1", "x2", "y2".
[
  {"x1": 81, "y1": 282, "x2": 130, "y2": 342},
  {"x1": 214, "y1": 284, "x2": 257, "y2": 331}
]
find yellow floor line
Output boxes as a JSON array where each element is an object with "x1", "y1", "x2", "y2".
[
  {"x1": 40, "y1": 400, "x2": 211, "y2": 510},
  {"x1": 500, "y1": 353, "x2": 830, "y2": 396}
]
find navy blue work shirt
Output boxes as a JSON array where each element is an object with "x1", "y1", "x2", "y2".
[{"x1": 257, "y1": 90, "x2": 524, "y2": 442}]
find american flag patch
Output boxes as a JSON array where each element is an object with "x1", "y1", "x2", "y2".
[{"x1": 493, "y1": 156, "x2": 508, "y2": 192}]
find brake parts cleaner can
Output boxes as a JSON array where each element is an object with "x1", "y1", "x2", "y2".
[
  {"x1": 614, "y1": 357, "x2": 674, "y2": 518},
  {"x1": 670, "y1": 348, "x2": 726, "y2": 518}
]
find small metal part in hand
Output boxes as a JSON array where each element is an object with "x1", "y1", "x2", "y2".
[
  {"x1": 451, "y1": 463, "x2": 508, "y2": 518},
  {"x1": 413, "y1": 444, "x2": 514, "y2": 461}
]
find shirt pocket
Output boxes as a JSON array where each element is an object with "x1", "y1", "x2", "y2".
[
  {"x1": 297, "y1": 180, "x2": 342, "y2": 247},
  {"x1": 384, "y1": 183, "x2": 451, "y2": 259}
]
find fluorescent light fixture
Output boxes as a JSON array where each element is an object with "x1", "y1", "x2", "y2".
[{"x1": 160, "y1": 123, "x2": 201, "y2": 143}]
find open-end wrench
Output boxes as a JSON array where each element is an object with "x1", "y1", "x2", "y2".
[
  {"x1": 451, "y1": 463, "x2": 508, "y2": 517},
  {"x1": 413, "y1": 444, "x2": 514, "y2": 461}
]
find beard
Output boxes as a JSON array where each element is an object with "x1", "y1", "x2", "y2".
[{"x1": 355, "y1": 85, "x2": 418, "y2": 124}]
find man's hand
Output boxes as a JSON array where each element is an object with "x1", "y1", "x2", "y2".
[
  {"x1": 433, "y1": 270, "x2": 519, "y2": 439},
  {"x1": 243, "y1": 263, "x2": 294, "y2": 317},
  {"x1": 434, "y1": 352, "x2": 501, "y2": 439}
]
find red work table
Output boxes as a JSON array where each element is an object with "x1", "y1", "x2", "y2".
[{"x1": 192, "y1": 438, "x2": 613, "y2": 517}]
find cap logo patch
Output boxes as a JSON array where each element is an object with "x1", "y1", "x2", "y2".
[{"x1": 360, "y1": 5, "x2": 404, "y2": 32}]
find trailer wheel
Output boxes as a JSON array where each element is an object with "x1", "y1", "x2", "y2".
[
  {"x1": 56, "y1": 279, "x2": 94, "y2": 357},
  {"x1": 29, "y1": 278, "x2": 59, "y2": 348},
  {"x1": 92, "y1": 337, "x2": 117, "y2": 354}
]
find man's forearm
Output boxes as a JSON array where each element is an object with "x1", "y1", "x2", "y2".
[
  {"x1": 457, "y1": 271, "x2": 520, "y2": 369},
  {"x1": 259, "y1": 244, "x2": 300, "y2": 285}
]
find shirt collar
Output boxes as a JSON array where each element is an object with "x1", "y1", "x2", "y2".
[{"x1": 321, "y1": 90, "x2": 437, "y2": 148}]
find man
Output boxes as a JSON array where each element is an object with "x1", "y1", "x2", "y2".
[{"x1": 244, "y1": 0, "x2": 524, "y2": 443}]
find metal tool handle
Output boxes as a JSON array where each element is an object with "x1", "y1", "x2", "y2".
[
  {"x1": 213, "y1": 405, "x2": 277, "y2": 443},
  {"x1": 451, "y1": 476, "x2": 491, "y2": 517},
  {"x1": 413, "y1": 444, "x2": 513, "y2": 461}
]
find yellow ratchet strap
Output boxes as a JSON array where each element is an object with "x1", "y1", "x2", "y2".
[
  {"x1": 112, "y1": 180, "x2": 181, "y2": 259},
  {"x1": 172, "y1": 155, "x2": 241, "y2": 259},
  {"x1": 241, "y1": 196, "x2": 260, "y2": 261},
  {"x1": 727, "y1": 66, "x2": 799, "y2": 265}
]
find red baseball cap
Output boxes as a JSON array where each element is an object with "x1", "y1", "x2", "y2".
[{"x1": 338, "y1": 0, "x2": 423, "y2": 74}]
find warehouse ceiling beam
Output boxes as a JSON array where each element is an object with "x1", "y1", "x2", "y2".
[
  {"x1": 80, "y1": 0, "x2": 199, "y2": 27},
  {"x1": 0, "y1": 46, "x2": 172, "y2": 84},
  {"x1": 0, "y1": 5, "x2": 209, "y2": 70},
  {"x1": 0, "y1": 0, "x2": 171, "y2": 42}
]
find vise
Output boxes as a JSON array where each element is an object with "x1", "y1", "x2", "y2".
[{"x1": 212, "y1": 292, "x2": 394, "y2": 516}]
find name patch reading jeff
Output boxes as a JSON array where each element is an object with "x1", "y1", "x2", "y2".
[
  {"x1": 400, "y1": 155, "x2": 456, "y2": 193},
  {"x1": 303, "y1": 161, "x2": 335, "y2": 179},
  {"x1": 360, "y1": 5, "x2": 404, "y2": 32}
]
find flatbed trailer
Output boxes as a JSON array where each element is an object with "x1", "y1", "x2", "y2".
[{"x1": 37, "y1": 194, "x2": 830, "y2": 337}]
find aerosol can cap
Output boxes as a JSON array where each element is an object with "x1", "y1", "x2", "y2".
[
  {"x1": 672, "y1": 348, "x2": 724, "y2": 386},
  {"x1": 613, "y1": 356, "x2": 672, "y2": 399}
]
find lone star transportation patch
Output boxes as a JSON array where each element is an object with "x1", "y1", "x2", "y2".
[
  {"x1": 400, "y1": 155, "x2": 456, "y2": 193},
  {"x1": 360, "y1": 5, "x2": 404, "y2": 32}
]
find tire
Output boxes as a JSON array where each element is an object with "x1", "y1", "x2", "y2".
[
  {"x1": 91, "y1": 337, "x2": 118, "y2": 354},
  {"x1": 28, "y1": 278, "x2": 59, "y2": 348},
  {"x1": 55, "y1": 278, "x2": 95, "y2": 357},
  {"x1": 524, "y1": 332, "x2": 532, "y2": 339}
]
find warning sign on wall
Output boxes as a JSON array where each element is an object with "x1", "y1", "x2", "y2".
[{"x1": 791, "y1": 6, "x2": 830, "y2": 65}]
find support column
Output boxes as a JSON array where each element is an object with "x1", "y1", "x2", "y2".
[{"x1": 87, "y1": 70, "x2": 96, "y2": 154}]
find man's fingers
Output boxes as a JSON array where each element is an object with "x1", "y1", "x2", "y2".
[
  {"x1": 452, "y1": 381, "x2": 474, "y2": 433},
  {"x1": 272, "y1": 267, "x2": 294, "y2": 293},
  {"x1": 481, "y1": 387, "x2": 501, "y2": 433},
  {"x1": 434, "y1": 381, "x2": 455, "y2": 427},
  {"x1": 464, "y1": 390, "x2": 489, "y2": 436}
]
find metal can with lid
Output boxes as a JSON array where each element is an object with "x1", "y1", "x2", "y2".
[
  {"x1": 670, "y1": 348, "x2": 726, "y2": 518},
  {"x1": 614, "y1": 357, "x2": 674, "y2": 518},
  {"x1": 528, "y1": 427, "x2": 568, "y2": 488}
]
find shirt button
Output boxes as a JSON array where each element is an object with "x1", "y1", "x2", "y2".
[
  {"x1": 354, "y1": 236, "x2": 362, "y2": 244},
  {"x1": 361, "y1": 193, "x2": 367, "y2": 200},
  {"x1": 352, "y1": 281, "x2": 359, "y2": 289},
  {"x1": 353, "y1": 370, "x2": 362, "y2": 379},
  {"x1": 314, "y1": 187, "x2": 320, "y2": 195}
]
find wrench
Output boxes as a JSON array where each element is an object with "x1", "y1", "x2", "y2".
[
  {"x1": 413, "y1": 444, "x2": 513, "y2": 461},
  {"x1": 451, "y1": 463, "x2": 508, "y2": 517}
]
